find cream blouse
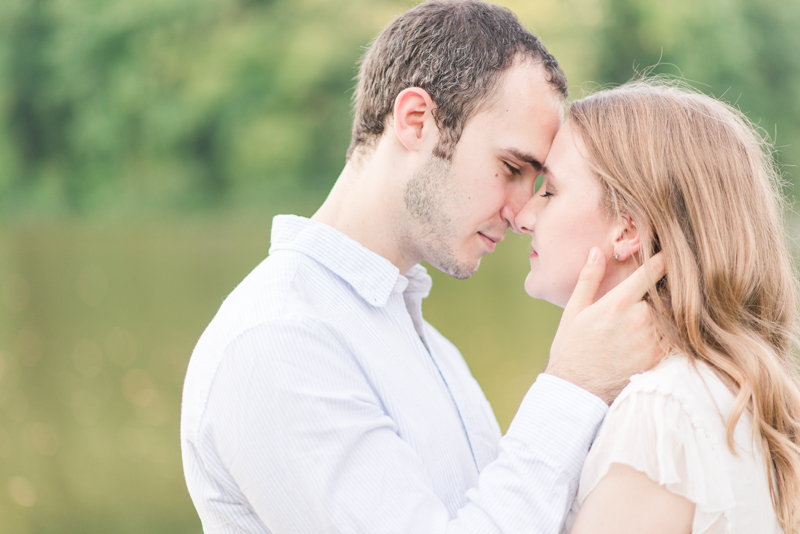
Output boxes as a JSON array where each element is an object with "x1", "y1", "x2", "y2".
[{"x1": 562, "y1": 355, "x2": 781, "y2": 533}]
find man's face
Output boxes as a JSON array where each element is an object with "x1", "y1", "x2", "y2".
[{"x1": 400, "y1": 62, "x2": 563, "y2": 278}]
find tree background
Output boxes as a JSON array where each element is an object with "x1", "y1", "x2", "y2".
[
  {"x1": 0, "y1": 0, "x2": 798, "y2": 532},
  {"x1": 2, "y1": 0, "x2": 798, "y2": 215}
]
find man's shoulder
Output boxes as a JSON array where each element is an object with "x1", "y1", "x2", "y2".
[
  {"x1": 220, "y1": 247, "x2": 356, "y2": 328},
  {"x1": 181, "y1": 249, "x2": 357, "y2": 437},
  {"x1": 188, "y1": 246, "x2": 360, "y2": 369}
]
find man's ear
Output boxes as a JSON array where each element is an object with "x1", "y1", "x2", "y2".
[
  {"x1": 392, "y1": 87, "x2": 438, "y2": 152},
  {"x1": 612, "y1": 213, "x2": 642, "y2": 262}
]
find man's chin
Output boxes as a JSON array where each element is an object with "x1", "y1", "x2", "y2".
[
  {"x1": 435, "y1": 256, "x2": 480, "y2": 280},
  {"x1": 418, "y1": 241, "x2": 481, "y2": 279}
]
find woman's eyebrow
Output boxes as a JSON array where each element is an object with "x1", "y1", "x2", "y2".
[{"x1": 502, "y1": 148, "x2": 543, "y2": 172}]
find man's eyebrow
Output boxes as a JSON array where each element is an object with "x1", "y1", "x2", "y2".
[{"x1": 502, "y1": 148, "x2": 543, "y2": 172}]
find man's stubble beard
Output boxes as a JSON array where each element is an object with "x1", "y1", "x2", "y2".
[{"x1": 401, "y1": 155, "x2": 479, "y2": 279}]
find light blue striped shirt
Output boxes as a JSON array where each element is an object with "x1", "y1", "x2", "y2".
[{"x1": 181, "y1": 214, "x2": 608, "y2": 533}]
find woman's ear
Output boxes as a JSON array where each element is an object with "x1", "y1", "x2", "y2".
[
  {"x1": 392, "y1": 87, "x2": 438, "y2": 152},
  {"x1": 612, "y1": 213, "x2": 641, "y2": 262}
]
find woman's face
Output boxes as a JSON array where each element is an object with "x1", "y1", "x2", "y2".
[{"x1": 515, "y1": 121, "x2": 625, "y2": 308}]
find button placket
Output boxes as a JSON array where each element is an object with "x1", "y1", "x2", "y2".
[{"x1": 404, "y1": 290, "x2": 479, "y2": 474}]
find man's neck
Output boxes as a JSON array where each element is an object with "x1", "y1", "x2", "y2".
[{"x1": 312, "y1": 152, "x2": 418, "y2": 275}]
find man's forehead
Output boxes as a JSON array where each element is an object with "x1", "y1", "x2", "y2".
[
  {"x1": 475, "y1": 61, "x2": 564, "y2": 117},
  {"x1": 499, "y1": 60, "x2": 565, "y2": 101}
]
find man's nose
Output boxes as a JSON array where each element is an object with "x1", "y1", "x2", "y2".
[
  {"x1": 503, "y1": 180, "x2": 536, "y2": 233},
  {"x1": 502, "y1": 204, "x2": 523, "y2": 234}
]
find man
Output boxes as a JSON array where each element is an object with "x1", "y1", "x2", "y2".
[{"x1": 181, "y1": 1, "x2": 663, "y2": 532}]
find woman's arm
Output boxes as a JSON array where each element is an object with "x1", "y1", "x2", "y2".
[{"x1": 569, "y1": 463, "x2": 695, "y2": 534}]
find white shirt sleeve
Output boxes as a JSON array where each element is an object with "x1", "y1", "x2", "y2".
[{"x1": 193, "y1": 320, "x2": 608, "y2": 534}]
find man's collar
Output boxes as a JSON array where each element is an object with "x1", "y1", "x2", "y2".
[{"x1": 269, "y1": 215, "x2": 432, "y2": 307}]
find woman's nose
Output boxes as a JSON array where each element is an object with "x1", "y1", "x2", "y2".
[
  {"x1": 503, "y1": 176, "x2": 537, "y2": 234},
  {"x1": 514, "y1": 197, "x2": 537, "y2": 234}
]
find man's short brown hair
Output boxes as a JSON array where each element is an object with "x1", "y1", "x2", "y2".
[{"x1": 347, "y1": 0, "x2": 568, "y2": 161}]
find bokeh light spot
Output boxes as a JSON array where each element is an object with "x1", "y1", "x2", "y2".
[
  {"x1": 9, "y1": 477, "x2": 36, "y2": 507},
  {"x1": 122, "y1": 369, "x2": 157, "y2": 407}
]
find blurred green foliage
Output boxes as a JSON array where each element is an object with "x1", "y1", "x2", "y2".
[
  {"x1": 0, "y1": 0, "x2": 798, "y2": 216},
  {"x1": 0, "y1": 0, "x2": 406, "y2": 214},
  {"x1": 1, "y1": 0, "x2": 799, "y2": 532}
]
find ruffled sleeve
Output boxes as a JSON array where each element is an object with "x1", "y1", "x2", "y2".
[{"x1": 570, "y1": 363, "x2": 736, "y2": 534}]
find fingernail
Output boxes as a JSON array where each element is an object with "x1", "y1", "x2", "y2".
[{"x1": 588, "y1": 247, "x2": 599, "y2": 264}]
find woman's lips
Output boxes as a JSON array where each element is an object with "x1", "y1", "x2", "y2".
[{"x1": 530, "y1": 247, "x2": 538, "y2": 258}]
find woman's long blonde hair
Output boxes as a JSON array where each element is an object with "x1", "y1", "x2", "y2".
[{"x1": 570, "y1": 79, "x2": 800, "y2": 531}]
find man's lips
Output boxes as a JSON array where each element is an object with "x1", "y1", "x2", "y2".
[{"x1": 478, "y1": 232, "x2": 503, "y2": 252}]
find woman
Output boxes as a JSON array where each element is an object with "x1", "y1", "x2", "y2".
[{"x1": 515, "y1": 80, "x2": 800, "y2": 533}]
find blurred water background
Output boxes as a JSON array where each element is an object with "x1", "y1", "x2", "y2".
[{"x1": 1, "y1": 0, "x2": 799, "y2": 532}]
